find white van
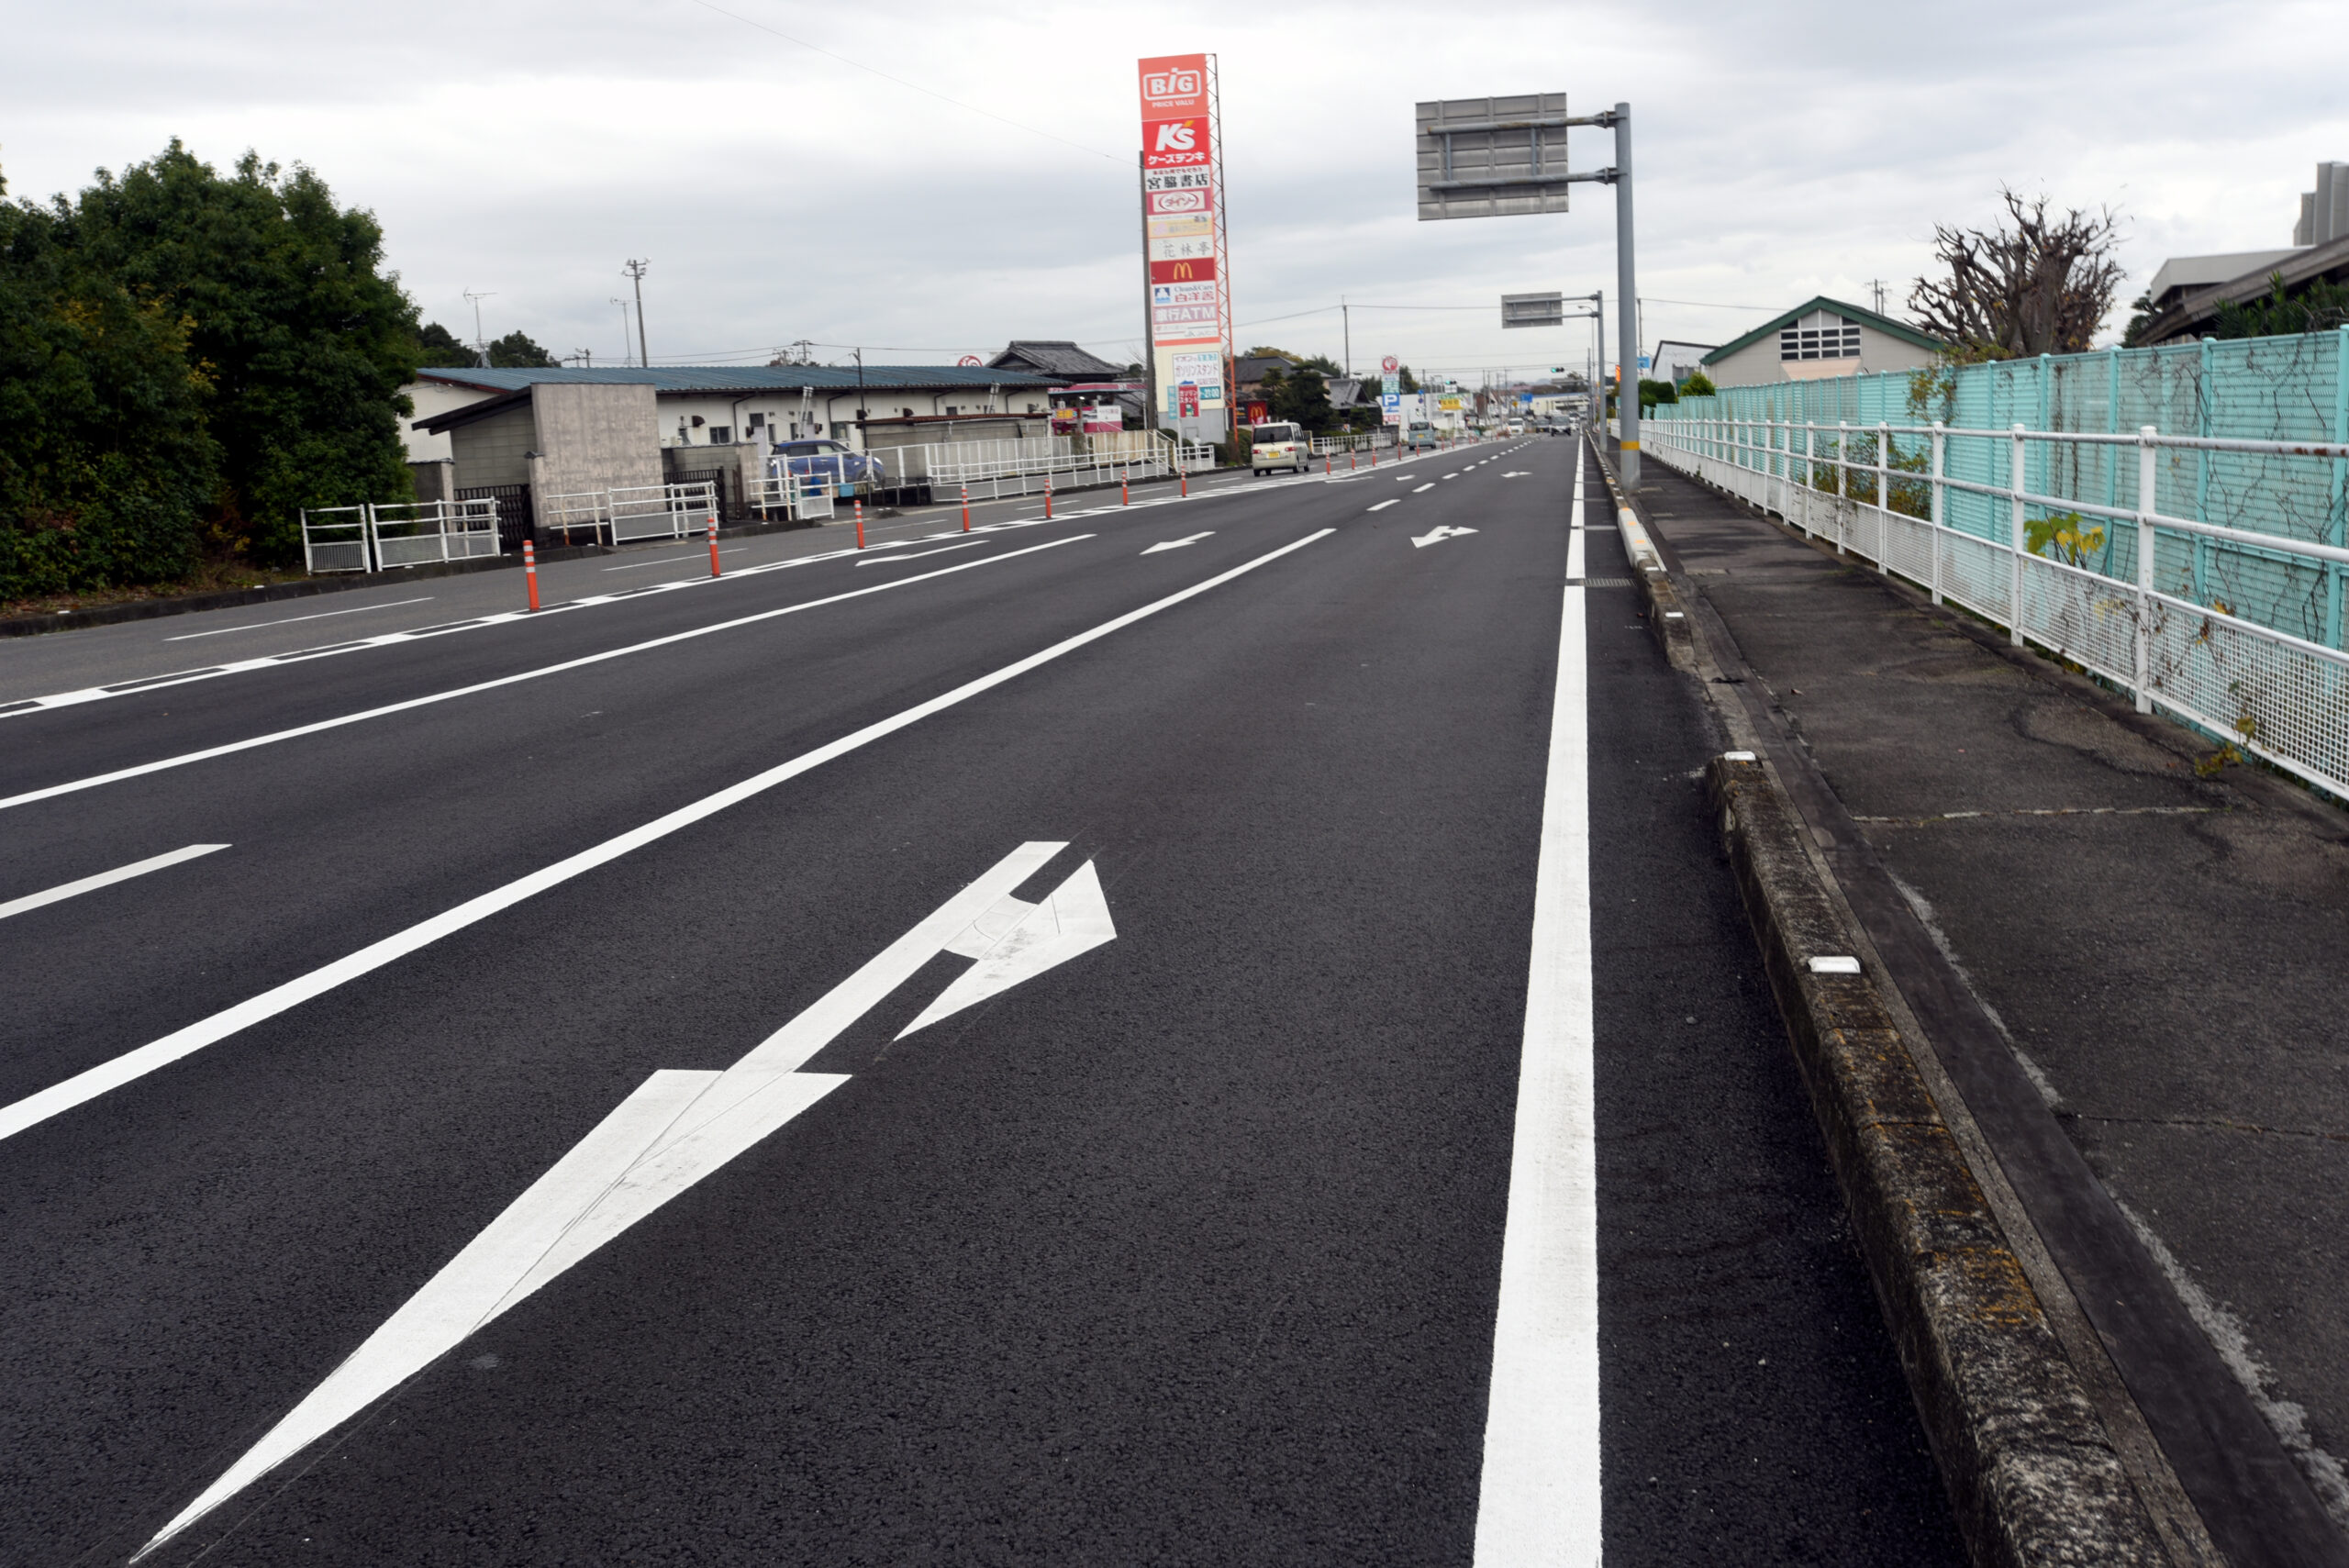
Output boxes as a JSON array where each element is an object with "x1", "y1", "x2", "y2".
[{"x1": 1250, "y1": 422, "x2": 1308, "y2": 475}]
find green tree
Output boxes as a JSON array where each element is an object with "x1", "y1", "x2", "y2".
[
  {"x1": 416, "y1": 320, "x2": 477, "y2": 367},
  {"x1": 0, "y1": 171, "x2": 218, "y2": 599},
  {"x1": 1268, "y1": 364, "x2": 1335, "y2": 431},
  {"x1": 1679, "y1": 371, "x2": 1716, "y2": 397},
  {"x1": 61, "y1": 141, "x2": 421, "y2": 565},
  {"x1": 1638, "y1": 377, "x2": 1677, "y2": 410},
  {"x1": 487, "y1": 329, "x2": 558, "y2": 368},
  {"x1": 2210, "y1": 272, "x2": 2349, "y2": 339}
]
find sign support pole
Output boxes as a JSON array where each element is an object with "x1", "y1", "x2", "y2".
[{"x1": 1612, "y1": 103, "x2": 1640, "y2": 484}]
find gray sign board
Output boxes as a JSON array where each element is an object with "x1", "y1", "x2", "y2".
[
  {"x1": 1502, "y1": 292, "x2": 1565, "y2": 328},
  {"x1": 1416, "y1": 94, "x2": 1572, "y2": 221}
]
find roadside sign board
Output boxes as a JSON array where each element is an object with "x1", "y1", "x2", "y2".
[
  {"x1": 1380, "y1": 354, "x2": 1399, "y2": 375},
  {"x1": 1141, "y1": 53, "x2": 1230, "y2": 436},
  {"x1": 1417, "y1": 94, "x2": 1572, "y2": 221},
  {"x1": 1501, "y1": 292, "x2": 1564, "y2": 329}
]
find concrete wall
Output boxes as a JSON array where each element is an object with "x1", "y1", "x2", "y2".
[
  {"x1": 1708, "y1": 324, "x2": 1939, "y2": 389},
  {"x1": 530, "y1": 382, "x2": 662, "y2": 512},
  {"x1": 408, "y1": 459, "x2": 458, "y2": 505},
  {"x1": 450, "y1": 402, "x2": 539, "y2": 490}
]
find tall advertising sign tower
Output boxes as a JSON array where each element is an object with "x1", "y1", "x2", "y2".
[{"x1": 1138, "y1": 53, "x2": 1230, "y2": 442}]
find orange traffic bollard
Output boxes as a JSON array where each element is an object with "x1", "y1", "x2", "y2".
[
  {"x1": 707, "y1": 515, "x2": 721, "y2": 576},
  {"x1": 523, "y1": 538, "x2": 540, "y2": 611},
  {"x1": 1121, "y1": 467, "x2": 1130, "y2": 506},
  {"x1": 854, "y1": 497, "x2": 865, "y2": 549},
  {"x1": 1044, "y1": 475, "x2": 1053, "y2": 519},
  {"x1": 961, "y1": 482, "x2": 971, "y2": 532}
]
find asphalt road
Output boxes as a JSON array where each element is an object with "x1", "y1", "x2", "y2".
[{"x1": 1, "y1": 438, "x2": 1964, "y2": 1565}]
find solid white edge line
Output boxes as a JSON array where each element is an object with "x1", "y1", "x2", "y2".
[
  {"x1": 0, "y1": 530, "x2": 1334, "y2": 1145},
  {"x1": 1473, "y1": 450, "x2": 1601, "y2": 1565},
  {"x1": 0, "y1": 535, "x2": 1095, "y2": 814},
  {"x1": 0, "y1": 843, "x2": 231, "y2": 919},
  {"x1": 164, "y1": 599, "x2": 435, "y2": 641}
]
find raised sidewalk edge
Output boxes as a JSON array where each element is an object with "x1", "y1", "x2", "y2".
[{"x1": 1587, "y1": 437, "x2": 2176, "y2": 1568}]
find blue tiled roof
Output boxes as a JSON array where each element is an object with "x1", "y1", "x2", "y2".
[{"x1": 417, "y1": 365, "x2": 1055, "y2": 393}]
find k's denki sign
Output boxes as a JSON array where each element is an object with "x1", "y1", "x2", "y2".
[
  {"x1": 1137, "y1": 53, "x2": 1209, "y2": 117},
  {"x1": 1143, "y1": 117, "x2": 1210, "y2": 169}
]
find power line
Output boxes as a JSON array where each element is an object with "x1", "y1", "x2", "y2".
[{"x1": 686, "y1": 0, "x2": 1121, "y2": 164}]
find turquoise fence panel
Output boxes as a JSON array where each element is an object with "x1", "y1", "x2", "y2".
[{"x1": 1652, "y1": 326, "x2": 2349, "y2": 648}]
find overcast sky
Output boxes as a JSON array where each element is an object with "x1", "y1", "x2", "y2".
[{"x1": 5, "y1": 0, "x2": 2344, "y2": 381}]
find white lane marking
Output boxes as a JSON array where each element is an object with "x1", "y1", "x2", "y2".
[
  {"x1": 0, "y1": 843, "x2": 229, "y2": 919},
  {"x1": 139, "y1": 841, "x2": 1112, "y2": 1559},
  {"x1": 1141, "y1": 532, "x2": 1215, "y2": 554},
  {"x1": 0, "y1": 536, "x2": 1092, "y2": 815},
  {"x1": 1442, "y1": 473, "x2": 1459, "y2": 480},
  {"x1": 855, "y1": 540, "x2": 988, "y2": 565},
  {"x1": 1567, "y1": 446, "x2": 1587, "y2": 578},
  {"x1": 1473, "y1": 434, "x2": 1598, "y2": 1564},
  {"x1": 1413, "y1": 483, "x2": 1436, "y2": 494},
  {"x1": 164, "y1": 598, "x2": 435, "y2": 641},
  {"x1": 602, "y1": 549, "x2": 745, "y2": 572},
  {"x1": 0, "y1": 530, "x2": 1331, "y2": 1144},
  {"x1": 1367, "y1": 500, "x2": 1400, "y2": 513},
  {"x1": 1503, "y1": 471, "x2": 1532, "y2": 478},
  {"x1": 1412, "y1": 526, "x2": 1478, "y2": 549}
]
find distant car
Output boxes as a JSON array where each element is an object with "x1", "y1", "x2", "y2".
[
  {"x1": 770, "y1": 439, "x2": 886, "y2": 492},
  {"x1": 1250, "y1": 421, "x2": 1309, "y2": 475},
  {"x1": 1405, "y1": 420, "x2": 1440, "y2": 450},
  {"x1": 1505, "y1": 420, "x2": 1526, "y2": 436}
]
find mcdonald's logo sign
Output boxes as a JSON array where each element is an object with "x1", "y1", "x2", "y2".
[{"x1": 1150, "y1": 258, "x2": 1216, "y2": 284}]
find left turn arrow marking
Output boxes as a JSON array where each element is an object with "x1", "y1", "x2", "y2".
[{"x1": 1142, "y1": 532, "x2": 1214, "y2": 554}]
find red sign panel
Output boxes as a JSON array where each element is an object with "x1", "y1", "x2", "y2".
[
  {"x1": 1137, "y1": 53, "x2": 1209, "y2": 117},
  {"x1": 1142, "y1": 116, "x2": 1211, "y2": 170},
  {"x1": 1150, "y1": 257, "x2": 1217, "y2": 284}
]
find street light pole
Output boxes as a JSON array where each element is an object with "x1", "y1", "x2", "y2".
[{"x1": 1611, "y1": 102, "x2": 1640, "y2": 484}]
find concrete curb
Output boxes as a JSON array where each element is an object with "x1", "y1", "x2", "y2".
[{"x1": 1587, "y1": 437, "x2": 2174, "y2": 1568}]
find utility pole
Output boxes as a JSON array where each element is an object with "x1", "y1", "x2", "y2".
[
  {"x1": 1342, "y1": 296, "x2": 1352, "y2": 378},
  {"x1": 1869, "y1": 278, "x2": 1887, "y2": 315},
  {"x1": 464, "y1": 290, "x2": 496, "y2": 367},
  {"x1": 623, "y1": 259, "x2": 651, "y2": 368},
  {"x1": 853, "y1": 348, "x2": 866, "y2": 451},
  {"x1": 610, "y1": 298, "x2": 633, "y2": 366}
]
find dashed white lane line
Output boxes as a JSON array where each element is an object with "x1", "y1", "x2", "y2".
[
  {"x1": 0, "y1": 535, "x2": 1092, "y2": 816},
  {"x1": 163, "y1": 598, "x2": 434, "y2": 641},
  {"x1": 0, "y1": 528, "x2": 1334, "y2": 1146},
  {"x1": 0, "y1": 843, "x2": 230, "y2": 919},
  {"x1": 602, "y1": 549, "x2": 746, "y2": 572},
  {"x1": 1413, "y1": 484, "x2": 1436, "y2": 494},
  {"x1": 855, "y1": 540, "x2": 988, "y2": 565},
  {"x1": 1367, "y1": 499, "x2": 1400, "y2": 513},
  {"x1": 1473, "y1": 433, "x2": 1598, "y2": 1562}
]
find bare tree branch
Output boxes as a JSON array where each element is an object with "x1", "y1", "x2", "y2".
[{"x1": 1909, "y1": 189, "x2": 2124, "y2": 358}]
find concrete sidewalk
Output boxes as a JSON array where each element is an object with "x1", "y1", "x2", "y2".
[{"x1": 1620, "y1": 450, "x2": 2349, "y2": 1564}]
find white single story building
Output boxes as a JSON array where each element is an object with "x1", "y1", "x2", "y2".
[
  {"x1": 1700, "y1": 296, "x2": 1944, "y2": 387},
  {"x1": 397, "y1": 365, "x2": 1060, "y2": 464}
]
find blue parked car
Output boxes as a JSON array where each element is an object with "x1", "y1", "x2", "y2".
[{"x1": 770, "y1": 439, "x2": 887, "y2": 494}]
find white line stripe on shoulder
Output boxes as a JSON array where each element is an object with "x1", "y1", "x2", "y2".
[
  {"x1": 1473, "y1": 441, "x2": 1599, "y2": 1562},
  {"x1": 165, "y1": 598, "x2": 434, "y2": 640}
]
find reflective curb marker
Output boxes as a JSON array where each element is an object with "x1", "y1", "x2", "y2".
[
  {"x1": 854, "y1": 497, "x2": 865, "y2": 550},
  {"x1": 707, "y1": 515, "x2": 721, "y2": 577},
  {"x1": 523, "y1": 539, "x2": 540, "y2": 612}
]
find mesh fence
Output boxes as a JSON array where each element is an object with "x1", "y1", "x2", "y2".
[{"x1": 1656, "y1": 328, "x2": 2349, "y2": 649}]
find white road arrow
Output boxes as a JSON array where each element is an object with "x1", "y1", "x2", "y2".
[
  {"x1": 1412, "y1": 526, "x2": 1480, "y2": 549},
  {"x1": 1141, "y1": 531, "x2": 1214, "y2": 554},
  {"x1": 138, "y1": 842, "x2": 1114, "y2": 1562}
]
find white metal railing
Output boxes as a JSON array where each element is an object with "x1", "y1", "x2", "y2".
[
  {"x1": 908, "y1": 432, "x2": 1217, "y2": 502},
  {"x1": 1642, "y1": 415, "x2": 2349, "y2": 801},
  {"x1": 540, "y1": 482, "x2": 721, "y2": 546},
  {"x1": 743, "y1": 473, "x2": 835, "y2": 522},
  {"x1": 300, "y1": 499, "x2": 501, "y2": 574},
  {"x1": 1308, "y1": 430, "x2": 1398, "y2": 457}
]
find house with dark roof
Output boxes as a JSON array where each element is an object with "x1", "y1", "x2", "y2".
[
  {"x1": 985, "y1": 340, "x2": 1130, "y2": 382},
  {"x1": 1701, "y1": 297, "x2": 1944, "y2": 387}
]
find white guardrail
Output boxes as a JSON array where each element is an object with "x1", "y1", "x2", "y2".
[
  {"x1": 540, "y1": 482, "x2": 723, "y2": 546},
  {"x1": 300, "y1": 499, "x2": 501, "y2": 574},
  {"x1": 898, "y1": 432, "x2": 1215, "y2": 500},
  {"x1": 1642, "y1": 416, "x2": 2349, "y2": 801}
]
